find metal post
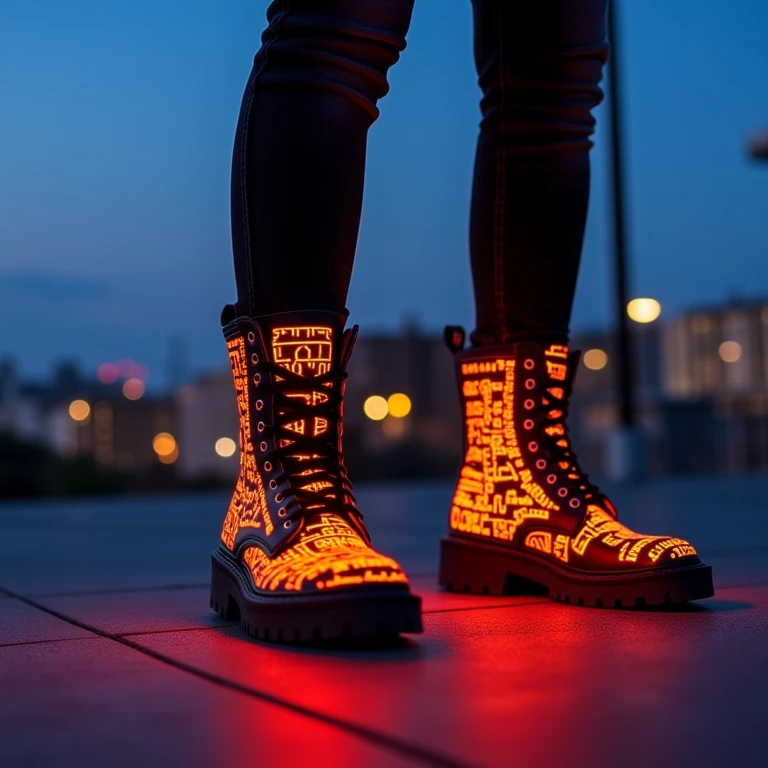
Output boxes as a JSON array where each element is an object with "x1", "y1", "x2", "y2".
[{"x1": 606, "y1": 0, "x2": 635, "y2": 428}]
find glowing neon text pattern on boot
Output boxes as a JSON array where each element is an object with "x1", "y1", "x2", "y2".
[
  {"x1": 226, "y1": 325, "x2": 409, "y2": 591},
  {"x1": 450, "y1": 346, "x2": 698, "y2": 566},
  {"x1": 221, "y1": 335, "x2": 271, "y2": 549}
]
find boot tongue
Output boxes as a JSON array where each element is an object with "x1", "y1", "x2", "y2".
[
  {"x1": 540, "y1": 343, "x2": 579, "y2": 478},
  {"x1": 257, "y1": 310, "x2": 346, "y2": 376},
  {"x1": 257, "y1": 310, "x2": 347, "y2": 507}
]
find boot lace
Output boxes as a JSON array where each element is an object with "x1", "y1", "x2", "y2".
[
  {"x1": 259, "y1": 362, "x2": 360, "y2": 523},
  {"x1": 539, "y1": 377, "x2": 606, "y2": 505}
]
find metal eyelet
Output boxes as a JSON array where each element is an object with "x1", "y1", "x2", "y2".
[
  {"x1": 259, "y1": 441, "x2": 267, "y2": 452},
  {"x1": 536, "y1": 459, "x2": 547, "y2": 470},
  {"x1": 257, "y1": 422, "x2": 265, "y2": 432},
  {"x1": 275, "y1": 492, "x2": 283, "y2": 503},
  {"x1": 524, "y1": 399, "x2": 534, "y2": 410},
  {"x1": 269, "y1": 479, "x2": 277, "y2": 490},
  {"x1": 523, "y1": 419, "x2": 534, "y2": 430},
  {"x1": 524, "y1": 359, "x2": 535, "y2": 370},
  {"x1": 547, "y1": 474, "x2": 557, "y2": 484},
  {"x1": 284, "y1": 520, "x2": 292, "y2": 529},
  {"x1": 278, "y1": 507, "x2": 287, "y2": 517},
  {"x1": 255, "y1": 400, "x2": 264, "y2": 410},
  {"x1": 247, "y1": 332, "x2": 256, "y2": 343},
  {"x1": 570, "y1": 498, "x2": 581, "y2": 509},
  {"x1": 525, "y1": 379, "x2": 535, "y2": 390},
  {"x1": 264, "y1": 461, "x2": 272, "y2": 472},
  {"x1": 528, "y1": 441, "x2": 538, "y2": 452},
  {"x1": 251, "y1": 353, "x2": 259, "y2": 364},
  {"x1": 253, "y1": 374, "x2": 261, "y2": 386},
  {"x1": 558, "y1": 488, "x2": 568, "y2": 498}
]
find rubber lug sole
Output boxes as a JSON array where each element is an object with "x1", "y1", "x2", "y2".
[
  {"x1": 439, "y1": 535, "x2": 714, "y2": 608},
  {"x1": 211, "y1": 548, "x2": 423, "y2": 644}
]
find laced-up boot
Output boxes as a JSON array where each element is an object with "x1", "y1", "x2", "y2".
[
  {"x1": 210, "y1": 306, "x2": 422, "y2": 641},
  {"x1": 439, "y1": 329, "x2": 714, "y2": 607}
]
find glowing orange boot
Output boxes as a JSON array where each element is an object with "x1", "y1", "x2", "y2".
[
  {"x1": 210, "y1": 306, "x2": 422, "y2": 642},
  {"x1": 439, "y1": 330, "x2": 714, "y2": 607}
]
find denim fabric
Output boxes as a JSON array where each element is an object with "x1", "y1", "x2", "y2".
[{"x1": 230, "y1": 0, "x2": 608, "y2": 344}]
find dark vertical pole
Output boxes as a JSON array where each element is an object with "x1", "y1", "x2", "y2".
[{"x1": 606, "y1": 0, "x2": 635, "y2": 427}]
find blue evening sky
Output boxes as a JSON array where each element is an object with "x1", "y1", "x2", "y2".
[{"x1": 2, "y1": 0, "x2": 767, "y2": 387}]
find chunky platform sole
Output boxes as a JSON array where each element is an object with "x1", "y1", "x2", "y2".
[
  {"x1": 211, "y1": 548, "x2": 423, "y2": 643},
  {"x1": 439, "y1": 536, "x2": 715, "y2": 608}
]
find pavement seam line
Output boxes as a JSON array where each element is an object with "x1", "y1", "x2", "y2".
[
  {"x1": 0, "y1": 585, "x2": 477, "y2": 768},
  {"x1": 0, "y1": 636, "x2": 100, "y2": 649}
]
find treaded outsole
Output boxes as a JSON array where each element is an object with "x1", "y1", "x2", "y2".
[
  {"x1": 211, "y1": 548, "x2": 423, "y2": 644},
  {"x1": 438, "y1": 535, "x2": 715, "y2": 608}
]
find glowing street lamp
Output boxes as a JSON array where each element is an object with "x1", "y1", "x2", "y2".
[
  {"x1": 215, "y1": 437, "x2": 237, "y2": 457},
  {"x1": 627, "y1": 298, "x2": 661, "y2": 324},
  {"x1": 363, "y1": 395, "x2": 388, "y2": 421},
  {"x1": 387, "y1": 393, "x2": 412, "y2": 418},
  {"x1": 583, "y1": 349, "x2": 608, "y2": 371},
  {"x1": 719, "y1": 341, "x2": 742, "y2": 363},
  {"x1": 123, "y1": 378, "x2": 145, "y2": 400},
  {"x1": 68, "y1": 399, "x2": 91, "y2": 422},
  {"x1": 152, "y1": 432, "x2": 178, "y2": 464}
]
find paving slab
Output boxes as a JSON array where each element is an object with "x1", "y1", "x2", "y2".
[
  {"x1": 1, "y1": 478, "x2": 768, "y2": 767},
  {"x1": 37, "y1": 586, "x2": 230, "y2": 636},
  {"x1": 0, "y1": 597, "x2": 92, "y2": 646},
  {"x1": 0, "y1": 637, "x2": 424, "y2": 768},
  {"x1": 131, "y1": 584, "x2": 768, "y2": 768},
  {"x1": 30, "y1": 577, "x2": 548, "y2": 638}
]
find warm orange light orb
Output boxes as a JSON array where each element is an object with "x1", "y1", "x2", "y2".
[
  {"x1": 627, "y1": 298, "x2": 661, "y2": 323},
  {"x1": 719, "y1": 340, "x2": 742, "y2": 363},
  {"x1": 68, "y1": 399, "x2": 91, "y2": 422},
  {"x1": 583, "y1": 349, "x2": 608, "y2": 371},
  {"x1": 215, "y1": 437, "x2": 237, "y2": 457},
  {"x1": 387, "y1": 393, "x2": 412, "y2": 418},
  {"x1": 152, "y1": 432, "x2": 177, "y2": 458},
  {"x1": 363, "y1": 395, "x2": 388, "y2": 421},
  {"x1": 123, "y1": 378, "x2": 145, "y2": 400}
]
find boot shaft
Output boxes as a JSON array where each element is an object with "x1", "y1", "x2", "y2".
[
  {"x1": 220, "y1": 306, "x2": 367, "y2": 555},
  {"x1": 448, "y1": 336, "x2": 591, "y2": 542}
]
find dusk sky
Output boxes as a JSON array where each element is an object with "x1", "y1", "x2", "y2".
[{"x1": 2, "y1": 0, "x2": 768, "y2": 388}]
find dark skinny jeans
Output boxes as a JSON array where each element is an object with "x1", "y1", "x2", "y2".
[{"x1": 230, "y1": 0, "x2": 609, "y2": 345}]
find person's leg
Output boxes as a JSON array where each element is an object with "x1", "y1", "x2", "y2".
[
  {"x1": 230, "y1": 0, "x2": 415, "y2": 317},
  {"x1": 213, "y1": 0, "x2": 423, "y2": 644},
  {"x1": 468, "y1": 0, "x2": 609, "y2": 347},
  {"x1": 439, "y1": 1, "x2": 714, "y2": 608}
]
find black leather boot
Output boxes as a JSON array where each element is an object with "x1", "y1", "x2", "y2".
[
  {"x1": 439, "y1": 330, "x2": 714, "y2": 607},
  {"x1": 210, "y1": 306, "x2": 422, "y2": 642}
]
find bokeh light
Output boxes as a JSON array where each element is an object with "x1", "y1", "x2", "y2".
[
  {"x1": 382, "y1": 416, "x2": 407, "y2": 438},
  {"x1": 68, "y1": 399, "x2": 91, "y2": 422},
  {"x1": 363, "y1": 395, "x2": 388, "y2": 421},
  {"x1": 152, "y1": 433, "x2": 177, "y2": 458},
  {"x1": 387, "y1": 393, "x2": 412, "y2": 418},
  {"x1": 97, "y1": 363, "x2": 118, "y2": 384},
  {"x1": 627, "y1": 298, "x2": 661, "y2": 324},
  {"x1": 123, "y1": 378, "x2": 145, "y2": 400},
  {"x1": 719, "y1": 340, "x2": 742, "y2": 363},
  {"x1": 158, "y1": 448, "x2": 178, "y2": 465},
  {"x1": 583, "y1": 349, "x2": 608, "y2": 371},
  {"x1": 215, "y1": 437, "x2": 237, "y2": 457}
]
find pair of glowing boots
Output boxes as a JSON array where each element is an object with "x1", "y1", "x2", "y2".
[{"x1": 210, "y1": 309, "x2": 713, "y2": 643}]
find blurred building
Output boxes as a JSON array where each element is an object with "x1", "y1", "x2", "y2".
[
  {"x1": 0, "y1": 357, "x2": 177, "y2": 473},
  {"x1": 7, "y1": 298, "x2": 768, "y2": 488},
  {"x1": 176, "y1": 371, "x2": 240, "y2": 481}
]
